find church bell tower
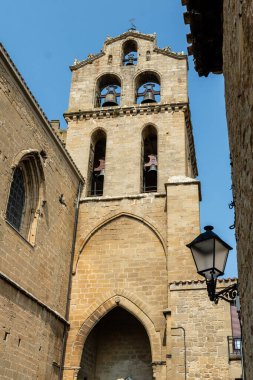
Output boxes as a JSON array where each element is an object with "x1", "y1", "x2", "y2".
[{"x1": 63, "y1": 30, "x2": 201, "y2": 380}]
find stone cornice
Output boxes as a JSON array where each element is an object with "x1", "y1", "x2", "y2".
[
  {"x1": 104, "y1": 31, "x2": 156, "y2": 46},
  {"x1": 64, "y1": 102, "x2": 197, "y2": 178},
  {"x1": 170, "y1": 278, "x2": 238, "y2": 291},
  {"x1": 80, "y1": 192, "x2": 166, "y2": 203},
  {"x1": 64, "y1": 102, "x2": 188, "y2": 120},
  {"x1": 153, "y1": 47, "x2": 187, "y2": 60},
  {"x1": 70, "y1": 52, "x2": 105, "y2": 71},
  {"x1": 165, "y1": 176, "x2": 201, "y2": 200},
  {"x1": 0, "y1": 271, "x2": 69, "y2": 326}
]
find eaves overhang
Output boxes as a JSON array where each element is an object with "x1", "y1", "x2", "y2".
[{"x1": 182, "y1": 0, "x2": 223, "y2": 77}]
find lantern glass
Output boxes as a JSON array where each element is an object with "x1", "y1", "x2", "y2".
[
  {"x1": 188, "y1": 226, "x2": 232, "y2": 280},
  {"x1": 191, "y1": 239, "x2": 215, "y2": 277},
  {"x1": 214, "y1": 239, "x2": 230, "y2": 275}
]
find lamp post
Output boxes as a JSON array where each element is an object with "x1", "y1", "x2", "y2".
[{"x1": 186, "y1": 225, "x2": 238, "y2": 304}]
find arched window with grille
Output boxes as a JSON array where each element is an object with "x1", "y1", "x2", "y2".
[
  {"x1": 141, "y1": 125, "x2": 158, "y2": 193},
  {"x1": 88, "y1": 130, "x2": 107, "y2": 196},
  {"x1": 6, "y1": 152, "x2": 44, "y2": 244}
]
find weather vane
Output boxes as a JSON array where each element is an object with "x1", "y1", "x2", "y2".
[{"x1": 129, "y1": 18, "x2": 136, "y2": 31}]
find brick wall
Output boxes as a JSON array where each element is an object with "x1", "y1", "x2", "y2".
[{"x1": 223, "y1": 1, "x2": 253, "y2": 378}]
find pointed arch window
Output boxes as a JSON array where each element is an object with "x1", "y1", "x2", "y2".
[
  {"x1": 142, "y1": 125, "x2": 158, "y2": 193},
  {"x1": 95, "y1": 74, "x2": 121, "y2": 108},
  {"x1": 6, "y1": 167, "x2": 25, "y2": 231},
  {"x1": 88, "y1": 130, "x2": 107, "y2": 196},
  {"x1": 122, "y1": 40, "x2": 138, "y2": 66},
  {"x1": 5, "y1": 153, "x2": 44, "y2": 245}
]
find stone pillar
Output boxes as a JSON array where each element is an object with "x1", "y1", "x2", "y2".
[{"x1": 165, "y1": 175, "x2": 201, "y2": 283}]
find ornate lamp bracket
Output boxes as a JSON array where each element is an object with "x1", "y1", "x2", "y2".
[{"x1": 206, "y1": 278, "x2": 239, "y2": 304}]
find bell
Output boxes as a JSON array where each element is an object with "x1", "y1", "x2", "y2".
[
  {"x1": 141, "y1": 84, "x2": 157, "y2": 104},
  {"x1": 96, "y1": 169, "x2": 105, "y2": 178},
  {"x1": 94, "y1": 159, "x2": 105, "y2": 178},
  {"x1": 144, "y1": 155, "x2": 157, "y2": 172},
  {"x1": 102, "y1": 86, "x2": 118, "y2": 107},
  {"x1": 126, "y1": 53, "x2": 134, "y2": 66},
  {"x1": 148, "y1": 164, "x2": 157, "y2": 172}
]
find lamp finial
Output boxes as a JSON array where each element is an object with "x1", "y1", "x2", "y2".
[{"x1": 204, "y1": 225, "x2": 214, "y2": 231}]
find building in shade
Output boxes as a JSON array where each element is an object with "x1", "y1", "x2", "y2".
[{"x1": 182, "y1": 1, "x2": 253, "y2": 378}]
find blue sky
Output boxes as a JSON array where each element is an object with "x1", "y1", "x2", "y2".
[{"x1": 0, "y1": 0, "x2": 237, "y2": 276}]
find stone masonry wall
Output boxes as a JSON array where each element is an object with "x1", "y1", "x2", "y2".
[
  {"x1": 0, "y1": 279, "x2": 63, "y2": 380},
  {"x1": 0, "y1": 48, "x2": 81, "y2": 378},
  {"x1": 223, "y1": 1, "x2": 253, "y2": 378},
  {"x1": 64, "y1": 187, "x2": 201, "y2": 380},
  {"x1": 65, "y1": 210, "x2": 168, "y2": 373},
  {"x1": 169, "y1": 280, "x2": 242, "y2": 380},
  {"x1": 66, "y1": 110, "x2": 190, "y2": 196}
]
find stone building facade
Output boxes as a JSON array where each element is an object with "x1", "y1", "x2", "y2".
[
  {"x1": 62, "y1": 31, "x2": 241, "y2": 380},
  {"x1": 183, "y1": 1, "x2": 253, "y2": 378},
  {"x1": 0, "y1": 44, "x2": 83, "y2": 379},
  {"x1": 0, "y1": 30, "x2": 243, "y2": 379}
]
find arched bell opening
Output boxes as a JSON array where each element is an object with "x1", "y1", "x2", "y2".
[
  {"x1": 135, "y1": 71, "x2": 160, "y2": 105},
  {"x1": 95, "y1": 74, "x2": 121, "y2": 107},
  {"x1": 122, "y1": 40, "x2": 138, "y2": 66},
  {"x1": 88, "y1": 129, "x2": 107, "y2": 197},
  {"x1": 142, "y1": 125, "x2": 158, "y2": 193},
  {"x1": 78, "y1": 307, "x2": 153, "y2": 380}
]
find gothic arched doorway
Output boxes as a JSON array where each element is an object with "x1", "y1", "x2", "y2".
[{"x1": 78, "y1": 307, "x2": 153, "y2": 380}]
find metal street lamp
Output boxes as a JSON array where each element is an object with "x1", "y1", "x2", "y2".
[{"x1": 186, "y1": 225, "x2": 238, "y2": 304}]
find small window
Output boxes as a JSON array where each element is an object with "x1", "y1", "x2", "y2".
[
  {"x1": 122, "y1": 40, "x2": 138, "y2": 66},
  {"x1": 95, "y1": 74, "x2": 121, "y2": 107},
  {"x1": 135, "y1": 71, "x2": 160, "y2": 104},
  {"x1": 6, "y1": 153, "x2": 44, "y2": 245}
]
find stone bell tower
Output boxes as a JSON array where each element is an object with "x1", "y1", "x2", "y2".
[{"x1": 63, "y1": 31, "x2": 239, "y2": 380}]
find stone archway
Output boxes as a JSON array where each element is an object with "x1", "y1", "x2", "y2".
[
  {"x1": 71, "y1": 294, "x2": 162, "y2": 369},
  {"x1": 78, "y1": 307, "x2": 153, "y2": 380}
]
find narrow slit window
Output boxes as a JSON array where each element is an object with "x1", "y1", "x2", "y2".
[
  {"x1": 142, "y1": 126, "x2": 158, "y2": 193},
  {"x1": 88, "y1": 130, "x2": 107, "y2": 196}
]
